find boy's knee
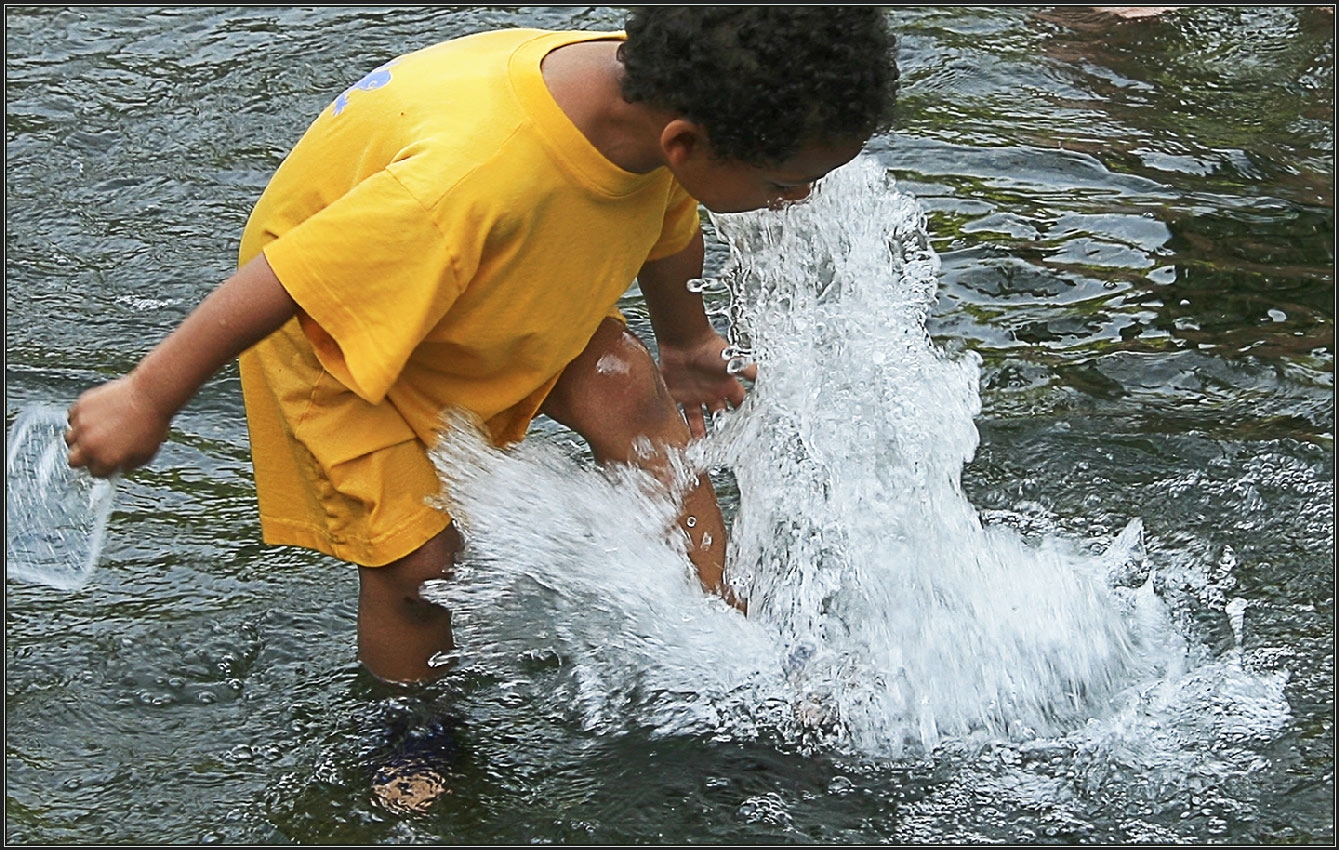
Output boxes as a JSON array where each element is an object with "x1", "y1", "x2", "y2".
[
  {"x1": 356, "y1": 528, "x2": 459, "y2": 683},
  {"x1": 360, "y1": 527, "x2": 461, "y2": 607},
  {"x1": 578, "y1": 365, "x2": 684, "y2": 460},
  {"x1": 591, "y1": 350, "x2": 675, "y2": 432},
  {"x1": 547, "y1": 325, "x2": 686, "y2": 460}
]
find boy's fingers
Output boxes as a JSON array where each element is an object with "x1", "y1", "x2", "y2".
[
  {"x1": 725, "y1": 379, "x2": 747, "y2": 409},
  {"x1": 684, "y1": 406, "x2": 707, "y2": 439}
]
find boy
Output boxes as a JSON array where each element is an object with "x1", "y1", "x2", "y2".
[{"x1": 64, "y1": 7, "x2": 898, "y2": 684}]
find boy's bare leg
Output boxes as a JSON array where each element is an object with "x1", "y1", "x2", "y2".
[
  {"x1": 542, "y1": 318, "x2": 738, "y2": 606},
  {"x1": 357, "y1": 525, "x2": 463, "y2": 683}
]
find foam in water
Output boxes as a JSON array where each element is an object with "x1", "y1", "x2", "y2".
[{"x1": 421, "y1": 157, "x2": 1288, "y2": 773}]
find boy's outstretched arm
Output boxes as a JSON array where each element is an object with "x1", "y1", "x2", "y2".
[
  {"x1": 66, "y1": 254, "x2": 297, "y2": 478},
  {"x1": 638, "y1": 229, "x2": 757, "y2": 437}
]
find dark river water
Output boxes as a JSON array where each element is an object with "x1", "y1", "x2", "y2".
[{"x1": 6, "y1": 6, "x2": 1333, "y2": 844}]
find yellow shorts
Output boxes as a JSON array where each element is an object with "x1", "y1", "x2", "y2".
[
  {"x1": 239, "y1": 327, "x2": 451, "y2": 567},
  {"x1": 238, "y1": 309, "x2": 625, "y2": 567}
]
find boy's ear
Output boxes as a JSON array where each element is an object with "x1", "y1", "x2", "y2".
[{"x1": 660, "y1": 118, "x2": 709, "y2": 168}]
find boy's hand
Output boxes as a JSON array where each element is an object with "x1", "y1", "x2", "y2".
[
  {"x1": 639, "y1": 229, "x2": 759, "y2": 437},
  {"x1": 66, "y1": 374, "x2": 172, "y2": 478},
  {"x1": 63, "y1": 254, "x2": 299, "y2": 479},
  {"x1": 658, "y1": 332, "x2": 757, "y2": 438}
]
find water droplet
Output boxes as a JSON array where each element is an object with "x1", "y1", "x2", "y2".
[
  {"x1": 737, "y1": 793, "x2": 792, "y2": 826},
  {"x1": 685, "y1": 516, "x2": 697, "y2": 528},
  {"x1": 631, "y1": 436, "x2": 655, "y2": 460}
]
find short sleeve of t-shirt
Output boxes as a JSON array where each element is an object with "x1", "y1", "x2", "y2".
[
  {"x1": 261, "y1": 167, "x2": 468, "y2": 405},
  {"x1": 646, "y1": 179, "x2": 701, "y2": 261}
]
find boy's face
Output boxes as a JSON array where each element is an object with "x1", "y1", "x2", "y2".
[{"x1": 668, "y1": 135, "x2": 866, "y2": 214}]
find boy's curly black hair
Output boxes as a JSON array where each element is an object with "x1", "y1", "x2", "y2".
[{"x1": 618, "y1": 7, "x2": 898, "y2": 166}]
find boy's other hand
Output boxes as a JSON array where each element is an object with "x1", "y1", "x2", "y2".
[
  {"x1": 66, "y1": 375, "x2": 172, "y2": 478},
  {"x1": 658, "y1": 332, "x2": 757, "y2": 438}
]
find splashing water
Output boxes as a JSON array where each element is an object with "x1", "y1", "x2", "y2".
[
  {"x1": 422, "y1": 157, "x2": 1288, "y2": 773},
  {"x1": 425, "y1": 409, "x2": 792, "y2": 740},
  {"x1": 703, "y1": 159, "x2": 1149, "y2": 756}
]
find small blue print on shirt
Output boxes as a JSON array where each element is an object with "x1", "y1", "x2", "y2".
[{"x1": 331, "y1": 59, "x2": 398, "y2": 116}]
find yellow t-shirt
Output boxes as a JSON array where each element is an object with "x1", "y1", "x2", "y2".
[{"x1": 236, "y1": 28, "x2": 701, "y2": 566}]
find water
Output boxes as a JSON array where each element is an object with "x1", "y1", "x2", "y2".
[
  {"x1": 706, "y1": 162, "x2": 1145, "y2": 757},
  {"x1": 422, "y1": 156, "x2": 1293, "y2": 808},
  {"x1": 6, "y1": 6, "x2": 1333, "y2": 845}
]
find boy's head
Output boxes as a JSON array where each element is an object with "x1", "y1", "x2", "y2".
[{"x1": 619, "y1": 7, "x2": 898, "y2": 212}]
